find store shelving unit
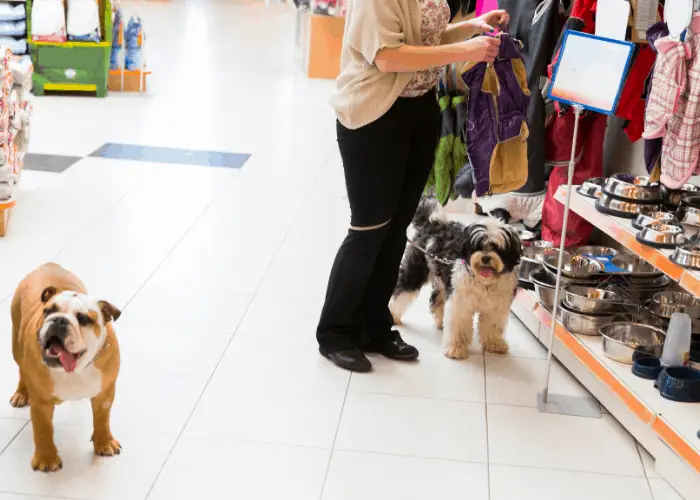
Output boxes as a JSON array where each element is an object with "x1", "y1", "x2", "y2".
[{"x1": 510, "y1": 186, "x2": 700, "y2": 500}]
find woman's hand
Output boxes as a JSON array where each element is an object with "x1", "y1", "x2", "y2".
[
  {"x1": 468, "y1": 9, "x2": 510, "y2": 33},
  {"x1": 456, "y1": 36, "x2": 501, "y2": 63}
]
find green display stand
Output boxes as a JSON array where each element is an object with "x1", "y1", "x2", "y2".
[{"x1": 27, "y1": 0, "x2": 112, "y2": 97}]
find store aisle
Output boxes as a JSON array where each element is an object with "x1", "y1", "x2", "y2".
[{"x1": 0, "y1": 1, "x2": 687, "y2": 499}]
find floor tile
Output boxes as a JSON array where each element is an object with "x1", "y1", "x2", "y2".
[
  {"x1": 649, "y1": 479, "x2": 686, "y2": 500},
  {"x1": 485, "y1": 355, "x2": 592, "y2": 408},
  {"x1": 89, "y1": 143, "x2": 251, "y2": 168},
  {"x1": 121, "y1": 284, "x2": 251, "y2": 334},
  {"x1": 502, "y1": 313, "x2": 547, "y2": 359},
  {"x1": 349, "y1": 351, "x2": 485, "y2": 403},
  {"x1": 0, "y1": 495, "x2": 69, "y2": 500},
  {"x1": 322, "y1": 450, "x2": 489, "y2": 500},
  {"x1": 23, "y1": 153, "x2": 82, "y2": 173},
  {"x1": 487, "y1": 405, "x2": 645, "y2": 477},
  {"x1": 335, "y1": 392, "x2": 487, "y2": 463},
  {"x1": 0, "y1": 418, "x2": 26, "y2": 452},
  {"x1": 116, "y1": 324, "x2": 231, "y2": 380},
  {"x1": 638, "y1": 443, "x2": 661, "y2": 479},
  {"x1": 148, "y1": 437, "x2": 329, "y2": 500},
  {"x1": 489, "y1": 465, "x2": 654, "y2": 500},
  {"x1": 0, "y1": 424, "x2": 175, "y2": 500}
]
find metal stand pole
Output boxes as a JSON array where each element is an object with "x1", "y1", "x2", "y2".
[{"x1": 537, "y1": 104, "x2": 601, "y2": 418}]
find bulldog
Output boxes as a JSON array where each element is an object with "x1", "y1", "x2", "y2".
[{"x1": 10, "y1": 263, "x2": 122, "y2": 472}]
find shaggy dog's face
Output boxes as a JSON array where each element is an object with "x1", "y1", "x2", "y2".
[{"x1": 462, "y1": 220, "x2": 521, "y2": 282}]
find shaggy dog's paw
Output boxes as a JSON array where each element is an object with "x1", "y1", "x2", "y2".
[
  {"x1": 94, "y1": 438, "x2": 122, "y2": 457},
  {"x1": 32, "y1": 453, "x2": 62, "y2": 472},
  {"x1": 484, "y1": 338, "x2": 509, "y2": 355},
  {"x1": 444, "y1": 345, "x2": 469, "y2": 360},
  {"x1": 9, "y1": 391, "x2": 28, "y2": 408}
]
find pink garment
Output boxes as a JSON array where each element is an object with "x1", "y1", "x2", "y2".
[
  {"x1": 476, "y1": 0, "x2": 498, "y2": 15},
  {"x1": 660, "y1": 15, "x2": 700, "y2": 188},
  {"x1": 642, "y1": 37, "x2": 690, "y2": 140},
  {"x1": 400, "y1": 0, "x2": 450, "y2": 97}
]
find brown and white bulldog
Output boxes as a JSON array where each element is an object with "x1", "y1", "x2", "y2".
[{"x1": 9, "y1": 263, "x2": 122, "y2": 472}]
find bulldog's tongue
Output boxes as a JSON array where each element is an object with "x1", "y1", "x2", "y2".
[
  {"x1": 57, "y1": 348, "x2": 77, "y2": 373},
  {"x1": 479, "y1": 267, "x2": 495, "y2": 278}
]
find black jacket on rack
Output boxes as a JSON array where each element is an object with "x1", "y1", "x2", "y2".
[{"x1": 498, "y1": 0, "x2": 565, "y2": 195}]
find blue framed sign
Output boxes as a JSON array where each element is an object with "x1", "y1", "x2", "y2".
[{"x1": 548, "y1": 30, "x2": 635, "y2": 115}]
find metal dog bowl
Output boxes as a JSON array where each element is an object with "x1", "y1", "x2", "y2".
[
  {"x1": 563, "y1": 286, "x2": 620, "y2": 314},
  {"x1": 518, "y1": 257, "x2": 541, "y2": 283},
  {"x1": 610, "y1": 255, "x2": 663, "y2": 278},
  {"x1": 663, "y1": 183, "x2": 700, "y2": 208},
  {"x1": 596, "y1": 192, "x2": 662, "y2": 219},
  {"x1": 572, "y1": 246, "x2": 619, "y2": 260},
  {"x1": 530, "y1": 268, "x2": 557, "y2": 310},
  {"x1": 670, "y1": 244, "x2": 700, "y2": 271},
  {"x1": 559, "y1": 302, "x2": 615, "y2": 336},
  {"x1": 636, "y1": 223, "x2": 686, "y2": 249},
  {"x1": 676, "y1": 203, "x2": 700, "y2": 228},
  {"x1": 543, "y1": 253, "x2": 604, "y2": 278},
  {"x1": 599, "y1": 322, "x2": 665, "y2": 364},
  {"x1": 632, "y1": 211, "x2": 678, "y2": 231},
  {"x1": 603, "y1": 174, "x2": 663, "y2": 202},
  {"x1": 577, "y1": 177, "x2": 605, "y2": 199},
  {"x1": 648, "y1": 291, "x2": 700, "y2": 320}
]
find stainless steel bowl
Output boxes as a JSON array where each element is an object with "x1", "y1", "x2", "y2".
[
  {"x1": 663, "y1": 183, "x2": 700, "y2": 207},
  {"x1": 523, "y1": 246, "x2": 557, "y2": 263},
  {"x1": 572, "y1": 246, "x2": 619, "y2": 259},
  {"x1": 596, "y1": 192, "x2": 663, "y2": 219},
  {"x1": 518, "y1": 257, "x2": 541, "y2": 283},
  {"x1": 676, "y1": 205, "x2": 700, "y2": 227},
  {"x1": 543, "y1": 253, "x2": 604, "y2": 278},
  {"x1": 636, "y1": 223, "x2": 686, "y2": 249},
  {"x1": 632, "y1": 211, "x2": 678, "y2": 231},
  {"x1": 563, "y1": 286, "x2": 620, "y2": 314},
  {"x1": 671, "y1": 244, "x2": 700, "y2": 271},
  {"x1": 559, "y1": 303, "x2": 615, "y2": 336},
  {"x1": 530, "y1": 268, "x2": 557, "y2": 310},
  {"x1": 648, "y1": 291, "x2": 700, "y2": 319},
  {"x1": 532, "y1": 240, "x2": 554, "y2": 251},
  {"x1": 610, "y1": 254, "x2": 663, "y2": 278},
  {"x1": 603, "y1": 174, "x2": 663, "y2": 202},
  {"x1": 519, "y1": 230, "x2": 536, "y2": 242},
  {"x1": 577, "y1": 177, "x2": 605, "y2": 199},
  {"x1": 599, "y1": 322, "x2": 666, "y2": 364}
]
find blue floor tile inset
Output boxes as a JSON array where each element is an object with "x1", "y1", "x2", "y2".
[{"x1": 89, "y1": 143, "x2": 251, "y2": 169}]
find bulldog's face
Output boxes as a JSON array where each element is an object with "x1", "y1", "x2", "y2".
[{"x1": 38, "y1": 287, "x2": 120, "y2": 373}]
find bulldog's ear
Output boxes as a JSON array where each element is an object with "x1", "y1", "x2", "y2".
[
  {"x1": 98, "y1": 301, "x2": 121, "y2": 323},
  {"x1": 41, "y1": 286, "x2": 58, "y2": 303}
]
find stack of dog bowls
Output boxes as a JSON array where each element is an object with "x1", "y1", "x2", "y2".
[
  {"x1": 518, "y1": 242, "x2": 555, "y2": 290},
  {"x1": 596, "y1": 174, "x2": 663, "y2": 219},
  {"x1": 662, "y1": 183, "x2": 700, "y2": 211},
  {"x1": 599, "y1": 322, "x2": 666, "y2": 364},
  {"x1": 560, "y1": 285, "x2": 621, "y2": 335},
  {"x1": 647, "y1": 291, "x2": 700, "y2": 330},
  {"x1": 577, "y1": 177, "x2": 605, "y2": 199}
]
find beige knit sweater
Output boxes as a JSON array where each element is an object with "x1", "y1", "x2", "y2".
[{"x1": 329, "y1": 0, "x2": 423, "y2": 130}]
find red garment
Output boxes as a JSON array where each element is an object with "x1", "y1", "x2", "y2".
[
  {"x1": 542, "y1": 112, "x2": 607, "y2": 246},
  {"x1": 619, "y1": 45, "x2": 658, "y2": 142}
]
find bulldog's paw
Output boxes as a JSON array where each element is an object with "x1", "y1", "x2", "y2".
[
  {"x1": 94, "y1": 438, "x2": 122, "y2": 457},
  {"x1": 9, "y1": 391, "x2": 28, "y2": 408},
  {"x1": 31, "y1": 453, "x2": 62, "y2": 473},
  {"x1": 444, "y1": 345, "x2": 469, "y2": 360}
]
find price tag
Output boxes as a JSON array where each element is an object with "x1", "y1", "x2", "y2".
[{"x1": 596, "y1": 0, "x2": 631, "y2": 41}]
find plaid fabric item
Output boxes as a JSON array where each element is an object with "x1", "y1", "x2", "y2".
[
  {"x1": 643, "y1": 38, "x2": 689, "y2": 140},
  {"x1": 661, "y1": 24, "x2": 700, "y2": 189}
]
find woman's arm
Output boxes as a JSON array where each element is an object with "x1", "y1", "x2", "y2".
[
  {"x1": 375, "y1": 36, "x2": 501, "y2": 73},
  {"x1": 442, "y1": 9, "x2": 510, "y2": 45}
]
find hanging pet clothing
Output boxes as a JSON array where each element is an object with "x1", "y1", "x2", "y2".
[
  {"x1": 643, "y1": 20, "x2": 671, "y2": 177},
  {"x1": 460, "y1": 33, "x2": 530, "y2": 198},
  {"x1": 428, "y1": 93, "x2": 456, "y2": 205},
  {"x1": 658, "y1": 14, "x2": 700, "y2": 189}
]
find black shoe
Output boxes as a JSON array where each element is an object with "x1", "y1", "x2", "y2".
[
  {"x1": 364, "y1": 331, "x2": 419, "y2": 361},
  {"x1": 320, "y1": 348, "x2": 372, "y2": 372}
]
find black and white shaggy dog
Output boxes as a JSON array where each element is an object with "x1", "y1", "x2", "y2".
[{"x1": 390, "y1": 200, "x2": 522, "y2": 359}]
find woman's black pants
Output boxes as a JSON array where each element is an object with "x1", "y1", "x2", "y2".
[{"x1": 317, "y1": 92, "x2": 441, "y2": 353}]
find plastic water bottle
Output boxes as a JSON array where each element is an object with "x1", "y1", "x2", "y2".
[{"x1": 661, "y1": 313, "x2": 692, "y2": 367}]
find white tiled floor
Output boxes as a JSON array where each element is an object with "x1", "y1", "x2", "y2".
[{"x1": 0, "y1": 0, "x2": 689, "y2": 498}]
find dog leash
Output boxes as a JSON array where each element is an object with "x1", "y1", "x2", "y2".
[{"x1": 407, "y1": 239, "x2": 463, "y2": 266}]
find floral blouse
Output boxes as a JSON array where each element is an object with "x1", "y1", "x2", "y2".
[{"x1": 400, "y1": 0, "x2": 451, "y2": 98}]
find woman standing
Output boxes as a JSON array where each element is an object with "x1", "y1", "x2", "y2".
[{"x1": 317, "y1": 1, "x2": 510, "y2": 372}]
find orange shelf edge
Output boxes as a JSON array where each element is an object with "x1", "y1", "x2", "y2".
[{"x1": 515, "y1": 289, "x2": 700, "y2": 472}]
